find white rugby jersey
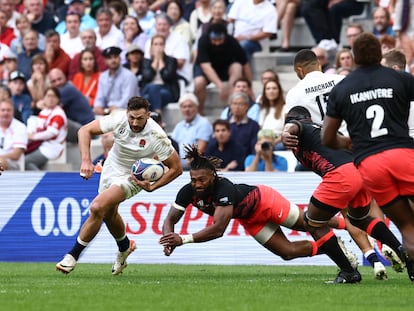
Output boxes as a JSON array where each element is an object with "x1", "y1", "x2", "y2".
[
  {"x1": 100, "y1": 110, "x2": 174, "y2": 171},
  {"x1": 285, "y1": 71, "x2": 347, "y2": 133}
]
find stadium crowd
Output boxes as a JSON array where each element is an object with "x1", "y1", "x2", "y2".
[{"x1": 0, "y1": 0, "x2": 411, "y2": 173}]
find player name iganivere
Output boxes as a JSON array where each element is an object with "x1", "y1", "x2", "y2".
[{"x1": 350, "y1": 88, "x2": 393, "y2": 104}]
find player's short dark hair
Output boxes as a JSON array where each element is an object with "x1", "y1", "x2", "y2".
[
  {"x1": 382, "y1": 48, "x2": 406, "y2": 70},
  {"x1": 233, "y1": 76, "x2": 251, "y2": 88},
  {"x1": 353, "y1": 33, "x2": 382, "y2": 66},
  {"x1": 127, "y1": 96, "x2": 150, "y2": 111},
  {"x1": 294, "y1": 49, "x2": 318, "y2": 68},
  {"x1": 285, "y1": 106, "x2": 312, "y2": 123}
]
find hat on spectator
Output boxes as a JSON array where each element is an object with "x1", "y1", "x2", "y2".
[
  {"x1": 9, "y1": 71, "x2": 26, "y2": 82},
  {"x1": 257, "y1": 129, "x2": 276, "y2": 140},
  {"x1": 102, "y1": 46, "x2": 122, "y2": 58},
  {"x1": 208, "y1": 23, "x2": 227, "y2": 40},
  {"x1": 178, "y1": 93, "x2": 199, "y2": 106},
  {"x1": 126, "y1": 45, "x2": 143, "y2": 56}
]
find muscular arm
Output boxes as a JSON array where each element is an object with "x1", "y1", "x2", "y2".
[
  {"x1": 321, "y1": 116, "x2": 352, "y2": 150},
  {"x1": 149, "y1": 151, "x2": 183, "y2": 192},
  {"x1": 159, "y1": 205, "x2": 233, "y2": 253},
  {"x1": 78, "y1": 119, "x2": 104, "y2": 178},
  {"x1": 281, "y1": 122, "x2": 300, "y2": 150}
]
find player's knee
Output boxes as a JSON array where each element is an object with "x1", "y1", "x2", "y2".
[
  {"x1": 303, "y1": 211, "x2": 326, "y2": 233},
  {"x1": 89, "y1": 200, "x2": 106, "y2": 219}
]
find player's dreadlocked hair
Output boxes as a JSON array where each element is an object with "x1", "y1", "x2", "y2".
[{"x1": 184, "y1": 144, "x2": 222, "y2": 175}]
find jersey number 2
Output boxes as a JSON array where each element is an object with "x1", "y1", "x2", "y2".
[{"x1": 366, "y1": 105, "x2": 388, "y2": 138}]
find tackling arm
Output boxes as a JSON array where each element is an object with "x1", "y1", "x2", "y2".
[{"x1": 159, "y1": 205, "x2": 234, "y2": 253}]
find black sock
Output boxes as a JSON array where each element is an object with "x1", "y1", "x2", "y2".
[
  {"x1": 68, "y1": 241, "x2": 87, "y2": 260},
  {"x1": 366, "y1": 252, "x2": 380, "y2": 267},
  {"x1": 318, "y1": 235, "x2": 355, "y2": 273},
  {"x1": 117, "y1": 236, "x2": 130, "y2": 252},
  {"x1": 369, "y1": 222, "x2": 401, "y2": 253}
]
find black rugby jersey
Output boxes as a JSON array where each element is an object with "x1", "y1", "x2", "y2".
[
  {"x1": 175, "y1": 177, "x2": 259, "y2": 219},
  {"x1": 292, "y1": 120, "x2": 352, "y2": 176},
  {"x1": 326, "y1": 64, "x2": 414, "y2": 164}
]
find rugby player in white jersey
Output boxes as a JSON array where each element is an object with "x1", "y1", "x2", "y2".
[
  {"x1": 56, "y1": 96, "x2": 183, "y2": 275},
  {"x1": 285, "y1": 49, "x2": 347, "y2": 135}
]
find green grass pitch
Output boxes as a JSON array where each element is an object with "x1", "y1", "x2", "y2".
[{"x1": 1, "y1": 263, "x2": 413, "y2": 311}]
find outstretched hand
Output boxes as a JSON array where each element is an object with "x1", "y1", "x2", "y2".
[{"x1": 159, "y1": 232, "x2": 183, "y2": 256}]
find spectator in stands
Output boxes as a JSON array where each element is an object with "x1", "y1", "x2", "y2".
[
  {"x1": 334, "y1": 48, "x2": 355, "y2": 71},
  {"x1": 25, "y1": 87, "x2": 67, "y2": 170},
  {"x1": 144, "y1": 12, "x2": 192, "y2": 86},
  {"x1": 166, "y1": 0, "x2": 193, "y2": 47},
  {"x1": 189, "y1": 0, "x2": 211, "y2": 40},
  {"x1": 193, "y1": 22, "x2": 251, "y2": 115},
  {"x1": 151, "y1": 0, "x2": 197, "y2": 21},
  {"x1": 26, "y1": 54, "x2": 49, "y2": 114},
  {"x1": 380, "y1": 34, "x2": 396, "y2": 55},
  {"x1": 149, "y1": 110, "x2": 179, "y2": 152},
  {"x1": 205, "y1": 119, "x2": 245, "y2": 171},
  {"x1": 0, "y1": 11, "x2": 16, "y2": 46},
  {"x1": 43, "y1": 30, "x2": 71, "y2": 77},
  {"x1": 55, "y1": 0, "x2": 97, "y2": 34},
  {"x1": 255, "y1": 68, "x2": 279, "y2": 103},
  {"x1": 25, "y1": 0, "x2": 57, "y2": 35},
  {"x1": 141, "y1": 34, "x2": 180, "y2": 114},
  {"x1": 59, "y1": 11, "x2": 83, "y2": 59},
  {"x1": 94, "y1": 7, "x2": 123, "y2": 50},
  {"x1": 192, "y1": 0, "x2": 230, "y2": 62},
  {"x1": 9, "y1": 70, "x2": 32, "y2": 124},
  {"x1": 244, "y1": 128, "x2": 288, "y2": 172},
  {"x1": 1, "y1": 0, "x2": 20, "y2": 33},
  {"x1": 302, "y1": 0, "x2": 365, "y2": 50},
  {"x1": 220, "y1": 77, "x2": 260, "y2": 122},
  {"x1": 259, "y1": 78, "x2": 287, "y2": 150},
  {"x1": 118, "y1": 15, "x2": 148, "y2": 64},
  {"x1": 372, "y1": 6, "x2": 395, "y2": 39},
  {"x1": 345, "y1": 23, "x2": 364, "y2": 50},
  {"x1": 171, "y1": 93, "x2": 213, "y2": 170},
  {"x1": 94, "y1": 46, "x2": 139, "y2": 116},
  {"x1": 0, "y1": 99, "x2": 28, "y2": 170},
  {"x1": 123, "y1": 45, "x2": 144, "y2": 84},
  {"x1": 48, "y1": 68, "x2": 95, "y2": 143},
  {"x1": 17, "y1": 29, "x2": 43, "y2": 80},
  {"x1": 71, "y1": 48, "x2": 100, "y2": 107},
  {"x1": 131, "y1": 0, "x2": 156, "y2": 37},
  {"x1": 227, "y1": 92, "x2": 260, "y2": 157},
  {"x1": 227, "y1": 0, "x2": 277, "y2": 61},
  {"x1": 10, "y1": 15, "x2": 46, "y2": 54},
  {"x1": 393, "y1": 0, "x2": 414, "y2": 73},
  {"x1": 0, "y1": 49, "x2": 18, "y2": 85},
  {"x1": 276, "y1": 0, "x2": 301, "y2": 52},
  {"x1": 108, "y1": 0, "x2": 128, "y2": 29},
  {"x1": 68, "y1": 29, "x2": 107, "y2": 79},
  {"x1": 311, "y1": 46, "x2": 335, "y2": 73}
]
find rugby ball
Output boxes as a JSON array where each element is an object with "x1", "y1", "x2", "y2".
[{"x1": 132, "y1": 158, "x2": 165, "y2": 182}]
